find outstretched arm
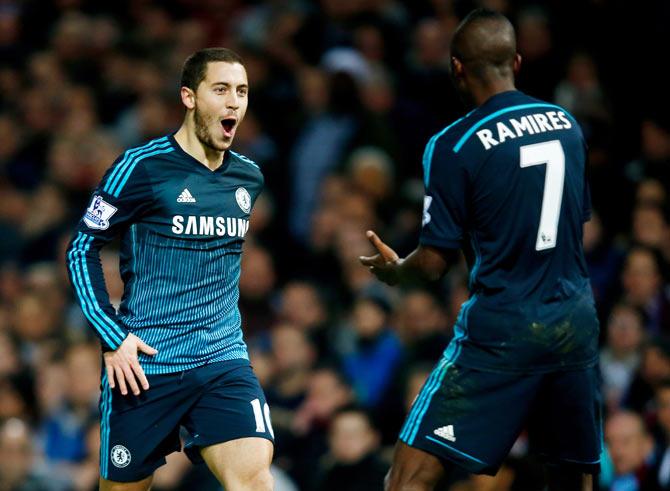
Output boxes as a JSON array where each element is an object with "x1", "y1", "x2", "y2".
[{"x1": 359, "y1": 230, "x2": 458, "y2": 285}]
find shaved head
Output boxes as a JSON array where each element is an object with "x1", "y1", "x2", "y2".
[
  {"x1": 450, "y1": 9, "x2": 519, "y2": 104},
  {"x1": 452, "y1": 8, "x2": 517, "y2": 80}
]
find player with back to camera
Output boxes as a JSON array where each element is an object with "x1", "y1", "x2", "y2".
[
  {"x1": 66, "y1": 48, "x2": 274, "y2": 491},
  {"x1": 360, "y1": 9, "x2": 600, "y2": 491}
]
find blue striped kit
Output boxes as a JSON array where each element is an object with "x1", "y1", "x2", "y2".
[
  {"x1": 103, "y1": 137, "x2": 174, "y2": 197},
  {"x1": 68, "y1": 232, "x2": 126, "y2": 349}
]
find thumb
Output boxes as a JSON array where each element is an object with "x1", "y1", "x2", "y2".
[
  {"x1": 366, "y1": 230, "x2": 399, "y2": 262},
  {"x1": 359, "y1": 254, "x2": 382, "y2": 266},
  {"x1": 137, "y1": 338, "x2": 158, "y2": 356}
]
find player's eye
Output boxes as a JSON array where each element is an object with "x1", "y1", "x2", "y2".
[{"x1": 237, "y1": 88, "x2": 248, "y2": 97}]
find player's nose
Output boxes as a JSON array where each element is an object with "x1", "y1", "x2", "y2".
[{"x1": 225, "y1": 92, "x2": 239, "y2": 110}]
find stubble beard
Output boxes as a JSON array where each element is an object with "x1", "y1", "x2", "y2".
[{"x1": 194, "y1": 106, "x2": 226, "y2": 152}]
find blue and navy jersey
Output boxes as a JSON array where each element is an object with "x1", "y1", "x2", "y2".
[
  {"x1": 421, "y1": 91, "x2": 599, "y2": 373},
  {"x1": 66, "y1": 135, "x2": 263, "y2": 374}
]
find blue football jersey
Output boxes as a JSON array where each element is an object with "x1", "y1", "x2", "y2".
[
  {"x1": 420, "y1": 91, "x2": 598, "y2": 372},
  {"x1": 66, "y1": 135, "x2": 263, "y2": 374}
]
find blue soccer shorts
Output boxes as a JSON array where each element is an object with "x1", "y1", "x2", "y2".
[
  {"x1": 399, "y1": 359, "x2": 602, "y2": 476},
  {"x1": 98, "y1": 358, "x2": 274, "y2": 482}
]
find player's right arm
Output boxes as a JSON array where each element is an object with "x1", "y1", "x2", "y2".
[
  {"x1": 65, "y1": 148, "x2": 158, "y2": 395},
  {"x1": 360, "y1": 232, "x2": 458, "y2": 285},
  {"x1": 360, "y1": 135, "x2": 464, "y2": 285}
]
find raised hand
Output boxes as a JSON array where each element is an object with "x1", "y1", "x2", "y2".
[{"x1": 359, "y1": 230, "x2": 402, "y2": 285}]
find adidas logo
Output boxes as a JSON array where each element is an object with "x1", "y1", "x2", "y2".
[
  {"x1": 177, "y1": 188, "x2": 196, "y2": 203},
  {"x1": 433, "y1": 425, "x2": 456, "y2": 442}
]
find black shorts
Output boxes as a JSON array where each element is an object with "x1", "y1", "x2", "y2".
[
  {"x1": 99, "y1": 359, "x2": 274, "y2": 482},
  {"x1": 399, "y1": 357, "x2": 602, "y2": 476}
]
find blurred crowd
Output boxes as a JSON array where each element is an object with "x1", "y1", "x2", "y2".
[{"x1": 1, "y1": 0, "x2": 669, "y2": 490}]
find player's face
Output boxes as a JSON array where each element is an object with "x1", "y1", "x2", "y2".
[{"x1": 193, "y1": 61, "x2": 248, "y2": 152}]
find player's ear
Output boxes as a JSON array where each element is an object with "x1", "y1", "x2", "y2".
[
  {"x1": 450, "y1": 56, "x2": 464, "y2": 78},
  {"x1": 180, "y1": 86, "x2": 196, "y2": 110},
  {"x1": 513, "y1": 53, "x2": 522, "y2": 75}
]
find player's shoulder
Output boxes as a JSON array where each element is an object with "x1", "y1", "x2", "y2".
[
  {"x1": 102, "y1": 135, "x2": 175, "y2": 197},
  {"x1": 421, "y1": 110, "x2": 477, "y2": 184},
  {"x1": 426, "y1": 109, "x2": 477, "y2": 152},
  {"x1": 228, "y1": 150, "x2": 263, "y2": 182},
  {"x1": 112, "y1": 135, "x2": 176, "y2": 165},
  {"x1": 452, "y1": 91, "x2": 583, "y2": 155}
]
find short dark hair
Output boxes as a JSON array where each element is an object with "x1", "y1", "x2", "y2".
[
  {"x1": 180, "y1": 48, "x2": 244, "y2": 91},
  {"x1": 451, "y1": 8, "x2": 516, "y2": 80}
]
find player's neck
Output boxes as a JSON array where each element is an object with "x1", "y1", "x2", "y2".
[
  {"x1": 470, "y1": 79, "x2": 517, "y2": 107},
  {"x1": 174, "y1": 124, "x2": 225, "y2": 171}
]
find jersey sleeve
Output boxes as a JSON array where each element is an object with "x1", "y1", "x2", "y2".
[
  {"x1": 65, "y1": 156, "x2": 152, "y2": 351},
  {"x1": 419, "y1": 139, "x2": 469, "y2": 250}
]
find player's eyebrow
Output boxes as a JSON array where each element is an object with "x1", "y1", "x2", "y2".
[{"x1": 211, "y1": 82, "x2": 248, "y2": 89}]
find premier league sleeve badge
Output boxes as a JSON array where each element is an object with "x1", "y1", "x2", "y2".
[{"x1": 83, "y1": 195, "x2": 118, "y2": 230}]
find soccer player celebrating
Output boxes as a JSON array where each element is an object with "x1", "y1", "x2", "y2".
[
  {"x1": 66, "y1": 48, "x2": 274, "y2": 491},
  {"x1": 361, "y1": 9, "x2": 599, "y2": 491}
]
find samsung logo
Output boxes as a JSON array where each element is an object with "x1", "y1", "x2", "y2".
[{"x1": 171, "y1": 215, "x2": 250, "y2": 237}]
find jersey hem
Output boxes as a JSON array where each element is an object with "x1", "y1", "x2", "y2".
[
  {"x1": 453, "y1": 355, "x2": 598, "y2": 374},
  {"x1": 141, "y1": 352, "x2": 250, "y2": 375}
]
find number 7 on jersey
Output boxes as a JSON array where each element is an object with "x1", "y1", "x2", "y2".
[{"x1": 519, "y1": 140, "x2": 565, "y2": 251}]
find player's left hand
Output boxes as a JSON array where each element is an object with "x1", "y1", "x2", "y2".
[{"x1": 359, "y1": 230, "x2": 402, "y2": 285}]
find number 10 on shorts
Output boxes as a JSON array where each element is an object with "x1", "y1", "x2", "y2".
[{"x1": 250, "y1": 399, "x2": 274, "y2": 438}]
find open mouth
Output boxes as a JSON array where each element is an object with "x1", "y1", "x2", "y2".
[{"x1": 221, "y1": 117, "x2": 237, "y2": 137}]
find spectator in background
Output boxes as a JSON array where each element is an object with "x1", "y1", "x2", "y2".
[
  {"x1": 584, "y1": 210, "x2": 626, "y2": 319},
  {"x1": 239, "y1": 244, "x2": 277, "y2": 338},
  {"x1": 625, "y1": 338, "x2": 670, "y2": 415},
  {"x1": 515, "y1": 6, "x2": 561, "y2": 101},
  {"x1": 12, "y1": 291, "x2": 61, "y2": 366},
  {"x1": 290, "y1": 367, "x2": 354, "y2": 489},
  {"x1": 289, "y1": 68, "x2": 364, "y2": 244},
  {"x1": 339, "y1": 289, "x2": 402, "y2": 410},
  {"x1": 631, "y1": 204, "x2": 670, "y2": 262},
  {"x1": 41, "y1": 342, "x2": 99, "y2": 465},
  {"x1": 399, "y1": 17, "x2": 462, "y2": 163},
  {"x1": 637, "y1": 179, "x2": 667, "y2": 208},
  {"x1": 554, "y1": 52, "x2": 611, "y2": 124},
  {"x1": 0, "y1": 374, "x2": 31, "y2": 422},
  {"x1": 0, "y1": 330, "x2": 22, "y2": 379},
  {"x1": 346, "y1": 146, "x2": 395, "y2": 210},
  {"x1": 626, "y1": 116, "x2": 670, "y2": 189},
  {"x1": 646, "y1": 380, "x2": 670, "y2": 490},
  {"x1": 0, "y1": 418, "x2": 67, "y2": 491},
  {"x1": 394, "y1": 289, "x2": 450, "y2": 365},
  {"x1": 316, "y1": 406, "x2": 388, "y2": 491},
  {"x1": 603, "y1": 411, "x2": 654, "y2": 491},
  {"x1": 601, "y1": 304, "x2": 645, "y2": 411},
  {"x1": 266, "y1": 323, "x2": 316, "y2": 463},
  {"x1": 621, "y1": 246, "x2": 670, "y2": 335},
  {"x1": 277, "y1": 281, "x2": 335, "y2": 361}
]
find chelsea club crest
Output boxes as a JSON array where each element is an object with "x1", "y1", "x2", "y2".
[
  {"x1": 235, "y1": 187, "x2": 251, "y2": 213},
  {"x1": 111, "y1": 445, "x2": 131, "y2": 468}
]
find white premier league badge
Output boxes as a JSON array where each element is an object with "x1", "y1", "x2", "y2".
[
  {"x1": 111, "y1": 445, "x2": 131, "y2": 468},
  {"x1": 83, "y1": 195, "x2": 118, "y2": 230},
  {"x1": 235, "y1": 187, "x2": 251, "y2": 213}
]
